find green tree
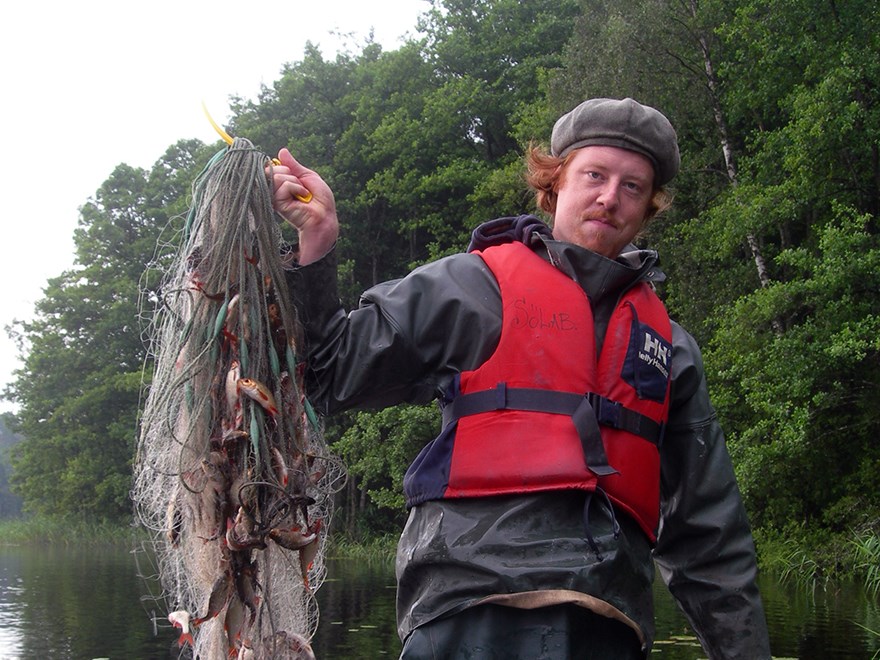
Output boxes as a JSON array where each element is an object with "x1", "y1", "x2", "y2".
[
  {"x1": 675, "y1": 0, "x2": 880, "y2": 330},
  {"x1": 707, "y1": 210, "x2": 880, "y2": 531},
  {"x1": 10, "y1": 0, "x2": 875, "y2": 547},
  {"x1": 415, "y1": 0, "x2": 581, "y2": 251},
  {"x1": 700, "y1": 0, "x2": 880, "y2": 531},
  {"x1": 6, "y1": 140, "x2": 214, "y2": 521},
  {"x1": 547, "y1": 0, "x2": 880, "y2": 537},
  {"x1": 0, "y1": 413, "x2": 23, "y2": 517},
  {"x1": 542, "y1": 0, "x2": 760, "y2": 340},
  {"x1": 332, "y1": 405, "x2": 439, "y2": 536},
  {"x1": 231, "y1": 41, "x2": 436, "y2": 299},
  {"x1": 313, "y1": 0, "x2": 582, "y2": 536}
]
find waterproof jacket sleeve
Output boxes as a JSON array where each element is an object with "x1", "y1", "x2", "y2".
[
  {"x1": 284, "y1": 246, "x2": 501, "y2": 414},
  {"x1": 653, "y1": 324, "x2": 771, "y2": 659}
]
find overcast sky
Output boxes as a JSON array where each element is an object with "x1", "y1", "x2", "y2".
[{"x1": 0, "y1": 0, "x2": 429, "y2": 412}]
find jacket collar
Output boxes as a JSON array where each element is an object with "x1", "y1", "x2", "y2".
[{"x1": 537, "y1": 236, "x2": 663, "y2": 302}]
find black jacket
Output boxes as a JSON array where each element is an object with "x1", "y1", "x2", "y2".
[{"x1": 285, "y1": 218, "x2": 771, "y2": 658}]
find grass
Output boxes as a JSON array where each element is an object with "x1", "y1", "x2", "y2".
[
  {"x1": 326, "y1": 533, "x2": 397, "y2": 563},
  {"x1": 0, "y1": 516, "x2": 399, "y2": 564},
  {"x1": 850, "y1": 530, "x2": 880, "y2": 598},
  {"x1": 0, "y1": 516, "x2": 144, "y2": 546},
  {"x1": 756, "y1": 524, "x2": 880, "y2": 594}
]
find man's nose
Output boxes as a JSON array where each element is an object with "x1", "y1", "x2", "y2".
[{"x1": 596, "y1": 182, "x2": 620, "y2": 210}]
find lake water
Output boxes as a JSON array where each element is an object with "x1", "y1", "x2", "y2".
[{"x1": 0, "y1": 542, "x2": 877, "y2": 658}]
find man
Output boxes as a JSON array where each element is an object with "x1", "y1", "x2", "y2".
[{"x1": 272, "y1": 98, "x2": 771, "y2": 659}]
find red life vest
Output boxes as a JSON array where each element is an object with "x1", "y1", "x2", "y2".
[{"x1": 404, "y1": 242, "x2": 672, "y2": 541}]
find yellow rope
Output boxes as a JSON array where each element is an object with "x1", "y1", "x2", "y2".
[{"x1": 202, "y1": 101, "x2": 312, "y2": 203}]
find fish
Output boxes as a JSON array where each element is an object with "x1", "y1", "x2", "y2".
[
  {"x1": 237, "y1": 378, "x2": 279, "y2": 418},
  {"x1": 226, "y1": 507, "x2": 266, "y2": 552},
  {"x1": 224, "y1": 595, "x2": 247, "y2": 656},
  {"x1": 278, "y1": 371, "x2": 298, "y2": 418},
  {"x1": 268, "y1": 526, "x2": 317, "y2": 551},
  {"x1": 201, "y1": 451, "x2": 231, "y2": 490},
  {"x1": 191, "y1": 276, "x2": 225, "y2": 300},
  {"x1": 309, "y1": 465, "x2": 326, "y2": 487},
  {"x1": 224, "y1": 293, "x2": 241, "y2": 341},
  {"x1": 228, "y1": 465, "x2": 252, "y2": 512},
  {"x1": 221, "y1": 429, "x2": 249, "y2": 451},
  {"x1": 270, "y1": 631, "x2": 316, "y2": 660},
  {"x1": 287, "y1": 631, "x2": 316, "y2": 660},
  {"x1": 268, "y1": 303, "x2": 289, "y2": 353},
  {"x1": 168, "y1": 610, "x2": 194, "y2": 647},
  {"x1": 267, "y1": 303, "x2": 281, "y2": 327},
  {"x1": 299, "y1": 520, "x2": 322, "y2": 590},
  {"x1": 225, "y1": 360, "x2": 241, "y2": 417},
  {"x1": 192, "y1": 573, "x2": 233, "y2": 626},
  {"x1": 271, "y1": 446, "x2": 289, "y2": 487},
  {"x1": 285, "y1": 452, "x2": 315, "y2": 503},
  {"x1": 199, "y1": 452, "x2": 232, "y2": 533},
  {"x1": 234, "y1": 558, "x2": 262, "y2": 615}
]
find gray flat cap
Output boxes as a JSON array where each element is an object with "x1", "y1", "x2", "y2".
[{"x1": 550, "y1": 98, "x2": 680, "y2": 185}]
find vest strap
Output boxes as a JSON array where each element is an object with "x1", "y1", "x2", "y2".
[
  {"x1": 441, "y1": 384, "x2": 664, "y2": 474},
  {"x1": 571, "y1": 393, "x2": 617, "y2": 476},
  {"x1": 591, "y1": 395, "x2": 665, "y2": 448}
]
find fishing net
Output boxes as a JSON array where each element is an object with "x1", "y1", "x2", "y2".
[{"x1": 133, "y1": 138, "x2": 345, "y2": 659}]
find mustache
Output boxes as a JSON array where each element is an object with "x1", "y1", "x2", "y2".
[{"x1": 580, "y1": 211, "x2": 615, "y2": 224}]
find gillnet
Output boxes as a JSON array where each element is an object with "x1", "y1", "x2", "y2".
[{"x1": 133, "y1": 138, "x2": 345, "y2": 659}]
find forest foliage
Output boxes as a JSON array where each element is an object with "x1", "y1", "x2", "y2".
[{"x1": 4, "y1": 0, "x2": 878, "y2": 560}]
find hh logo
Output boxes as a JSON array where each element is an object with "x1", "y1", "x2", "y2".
[
  {"x1": 642, "y1": 332, "x2": 670, "y2": 372},
  {"x1": 623, "y1": 322, "x2": 671, "y2": 402}
]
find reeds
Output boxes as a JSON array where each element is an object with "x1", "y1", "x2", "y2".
[
  {"x1": 851, "y1": 530, "x2": 880, "y2": 598},
  {"x1": 757, "y1": 525, "x2": 880, "y2": 594},
  {"x1": 0, "y1": 516, "x2": 141, "y2": 545}
]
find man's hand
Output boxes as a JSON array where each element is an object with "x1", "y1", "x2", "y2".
[{"x1": 271, "y1": 148, "x2": 339, "y2": 265}]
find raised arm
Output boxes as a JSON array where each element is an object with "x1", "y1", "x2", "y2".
[{"x1": 271, "y1": 148, "x2": 339, "y2": 265}]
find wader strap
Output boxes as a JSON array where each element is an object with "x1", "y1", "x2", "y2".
[{"x1": 583, "y1": 488, "x2": 622, "y2": 560}]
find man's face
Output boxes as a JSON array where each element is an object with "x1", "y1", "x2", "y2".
[{"x1": 551, "y1": 145, "x2": 655, "y2": 258}]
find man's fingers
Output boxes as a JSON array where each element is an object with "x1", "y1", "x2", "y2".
[
  {"x1": 277, "y1": 148, "x2": 308, "y2": 176},
  {"x1": 275, "y1": 179, "x2": 308, "y2": 208},
  {"x1": 275, "y1": 150, "x2": 315, "y2": 202}
]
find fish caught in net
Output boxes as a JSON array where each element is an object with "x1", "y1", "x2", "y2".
[{"x1": 133, "y1": 138, "x2": 345, "y2": 659}]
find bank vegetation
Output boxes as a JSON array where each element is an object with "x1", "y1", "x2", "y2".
[{"x1": 2, "y1": 0, "x2": 878, "y2": 592}]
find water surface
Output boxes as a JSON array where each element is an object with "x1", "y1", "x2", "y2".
[{"x1": 0, "y1": 543, "x2": 876, "y2": 658}]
